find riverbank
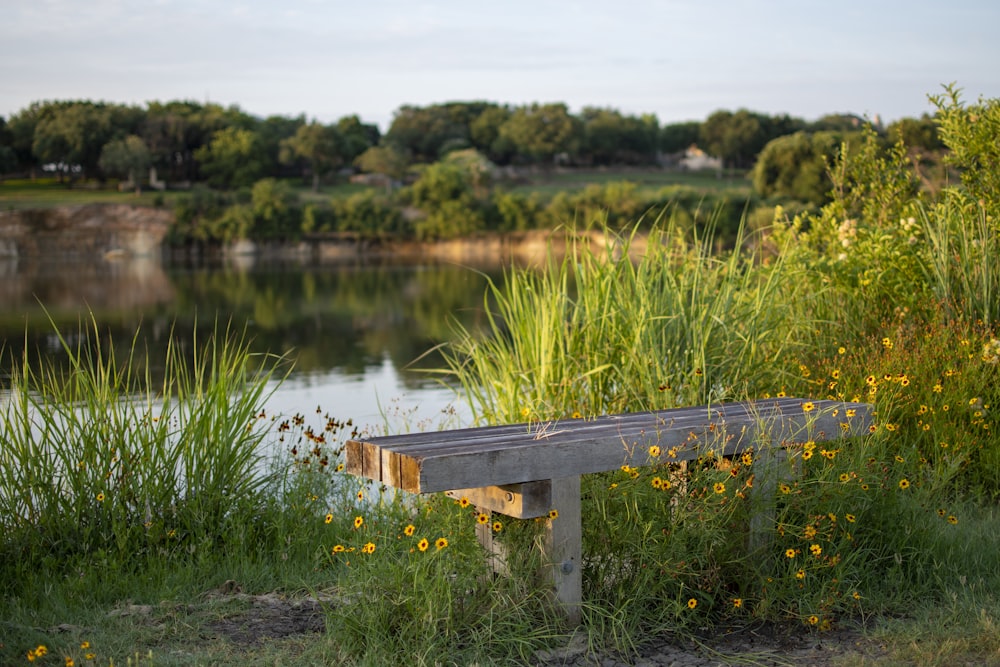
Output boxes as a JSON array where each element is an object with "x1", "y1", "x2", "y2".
[{"x1": 0, "y1": 203, "x2": 650, "y2": 267}]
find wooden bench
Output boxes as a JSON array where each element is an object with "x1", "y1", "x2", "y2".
[{"x1": 345, "y1": 397, "x2": 873, "y2": 623}]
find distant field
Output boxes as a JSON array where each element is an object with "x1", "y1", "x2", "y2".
[
  {"x1": 508, "y1": 167, "x2": 752, "y2": 200},
  {"x1": 1, "y1": 168, "x2": 752, "y2": 211},
  {"x1": 0, "y1": 178, "x2": 181, "y2": 210}
]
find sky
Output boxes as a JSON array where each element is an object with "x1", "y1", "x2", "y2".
[{"x1": 3, "y1": 0, "x2": 999, "y2": 131}]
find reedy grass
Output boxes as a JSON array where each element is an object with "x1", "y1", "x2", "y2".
[
  {"x1": 442, "y1": 214, "x2": 811, "y2": 425},
  {"x1": 0, "y1": 315, "x2": 289, "y2": 574}
]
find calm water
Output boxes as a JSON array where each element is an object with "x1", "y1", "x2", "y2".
[{"x1": 0, "y1": 255, "x2": 502, "y2": 433}]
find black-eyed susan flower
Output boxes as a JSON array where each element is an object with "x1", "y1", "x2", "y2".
[
  {"x1": 417, "y1": 538, "x2": 429, "y2": 552},
  {"x1": 648, "y1": 445, "x2": 661, "y2": 458},
  {"x1": 332, "y1": 545, "x2": 345, "y2": 553},
  {"x1": 802, "y1": 401, "x2": 815, "y2": 413},
  {"x1": 435, "y1": 537, "x2": 448, "y2": 550},
  {"x1": 476, "y1": 513, "x2": 490, "y2": 525},
  {"x1": 324, "y1": 513, "x2": 333, "y2": 524},
  {"x1": 795, "y1": 569, "x2": 806, "y2": 580},
  {"x1": 779, "y1": 483, "x2": 791, "y2": 494},
  {"x1": 785, "y1": 548, "x2": 797, "y2": 558},
  {"x1": 713, "y1": 482, "x2": 726, "y2": 494},
  {"x1": 492, "y1": 521, "x2": 503, "y2": 533},
  {"x1": 845, "y1": 514, "x2": 856, "y2": 523},
  {"x1": 809, "y1": 544, "x2": 822, "y2": 556},
  {"x1": 732, "y1": 598, "x2": 743, "y2": 609},
  {"x1": 548, "y1": 509, "x2": 559, "y2": 520},
  {"x1": 458, "y1": 497, "x2": 471, "y2": 508},
  {"x1": 353, "y1": 516, "x2": 364, "y2": 529},
  {"x1": 403, "y1": 524, "x2": 415, "y2": 537},
  {"x1": 808, "y1": 615, "x2": 819, "y2": 625},
  {"x1": 687, "y1": 598, "x2": 697, "y2": 609},
  {"x1": 361, "y1": 542, "x2": 376, "y2": 554},
  {"x1": 801, "y1": 450, "x2": 814, "y2": 461},
  {"x1": 898, "y1": 478, "x2": 910, "y2": 490},
  {"x1": 651, "y1": 477, "x2": 663, "y2": 489},
  {"x1": 96, "y1": 492, "x2": 105, "y2": 502},
  {"x1": 947, "y1": 515, "x2": 958, "y2": 525},
  {"x1": 80, "y1": 642, "x2": 90, "y2": 650}
]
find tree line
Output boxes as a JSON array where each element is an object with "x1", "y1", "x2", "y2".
[
  {"x1": 0, "y1": 98, "x2": 943, "y2": 191},
  {"x1": 0, "y1": 97, "x2": 951, "y2": 246}
]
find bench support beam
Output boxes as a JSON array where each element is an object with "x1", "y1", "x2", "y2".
[{"x1": 540, "y1": 476, "x2": 582, "y2": 625}]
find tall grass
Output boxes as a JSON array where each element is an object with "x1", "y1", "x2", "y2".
[
  {"x1": 919, "y1": 194, "x2": 999, "y2": 327},
  {"x1": 0, "y1": 316, "x2": 289, "y2": 574},
  {"x1": 442, "y1": 214, "x2": 811, "y2": 425}
]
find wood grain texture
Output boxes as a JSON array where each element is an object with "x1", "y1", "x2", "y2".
[{"x1": 345, "y1": 398, "x2": 873, "y2": 494}]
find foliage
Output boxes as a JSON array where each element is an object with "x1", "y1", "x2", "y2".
[
  {"x1": 330, "y1": 190, "x2": 405, "y2": 235},
  {"x1": 0, "y1": 318, "x2": 288, "y2": 572},
  {"x1": 751, "y1": 131, "x2": 852, "y2": 205},
  {"x1": 195, "y1": 127, "x2": 269, "y2": 189},
  {"x1": 279, "y1": 121, "x2": 343, "y2": 191},
  {"x1": 579, "y1": 107, "x2": 660, "y2": 165},
  {"x1": 98, "y1": 135, "x2": 152, "y2": 193},
  {"x1": 930, "y1": 84, "x2": 1000, "y2": 219},
  {"x1": 499, "y1": 103, "x2": 580, "y2": 165}
]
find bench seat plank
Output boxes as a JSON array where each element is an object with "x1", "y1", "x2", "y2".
[{"x1": 346, "y1": 398, "x2": 872, "y2": 494}]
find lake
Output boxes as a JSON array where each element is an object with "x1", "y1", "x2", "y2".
[{"x1": 0, "y1": 254, "x2": 503, "y2": 435}]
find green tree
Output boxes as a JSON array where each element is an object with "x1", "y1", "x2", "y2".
[
  {"x1": 280, "y1": 121, "x2": 343, "y2": 191},
  {"x1": 442, "y1": 148, "x2": 495, "y2": 197},
  {"x1": 98, "y1": 135, "x2": 152, "y2": 194},
  {"x1": 405, "y1": 161, "x2": 485, "y2": 239},
  {"x1": 659, "y1": 121, "x2": 701, "y2": 154},
  {"x1": 257, "y1": 114, "x2": 304, "y2": 177},
  {"x1": 0, "y1": 117, "x2": 17, "y2": 175},
  {"x1": 887, "y1": 114, "x2": 943, "y2": 152},
  {"x1": 385, "y1": 105, "x2": 467, "y2": 163},
  {"x1": 751, "y1": 131, "x2": 847, "y2": 205},
  {"x1": 195, "y1": 127, "x2": 267, "y2": 189},
  {"x1": 700, "y1": 109, "x2": 770, "y2": 169},
  {"x1": 499, "y1": 103, "x2": 580, "y2": 166},
  {"x1": 579, "y1": 107, "x2": 659, "y2": 165},
  {"x1": 469, "y1": 105, "x2": 514, "y2": 164},
  {"x1": 354, "y1": 144, "x2": 410, "y2": 193},
  {"x1": 250, "y1": 177, "x2": 299, "y2": 238},
  {"x1": 30, "y1": 102, "x2": 125, "y2": 182},
  {"x1": 336, "y1": 115, "x2": 380, "y2": 163}
]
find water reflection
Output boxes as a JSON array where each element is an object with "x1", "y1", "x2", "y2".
[{"x1": 0, "y1": 256, "x2": 500, "y2": 427}]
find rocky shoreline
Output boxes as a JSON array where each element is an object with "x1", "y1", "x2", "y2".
[{"x1": 1, "y1": 204, "x2": 648, "y2": 268}]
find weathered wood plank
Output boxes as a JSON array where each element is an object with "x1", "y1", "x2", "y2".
[{"x1": 345, "y1": 399, "x2": 873, "y2": 494}]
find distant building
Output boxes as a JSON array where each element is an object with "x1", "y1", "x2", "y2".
[{"x1": 677, "y1": 145, "x2": 722, "y2": 172}]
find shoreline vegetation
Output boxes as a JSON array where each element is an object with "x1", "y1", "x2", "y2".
[{"x1": 3, "y1": 88, "x2": 1000, "y2": 665}]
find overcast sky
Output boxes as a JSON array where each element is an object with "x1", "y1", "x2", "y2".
[{"x1": 3, "y1": 0, "x2": 999, "y2": 130}]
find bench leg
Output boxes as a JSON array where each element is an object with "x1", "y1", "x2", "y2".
[
  {"x1": 539, "y1": 475, "x2": 582, "y2": 625},
  {"x1": 748, "y1": 445, "x2": 791, "y2": 555},
  {"x1": 475, "y1": 504, "x2": 510, "y2": 578}
]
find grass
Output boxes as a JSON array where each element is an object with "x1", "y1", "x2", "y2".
[{"x1": 0, "y1": 178, "x2": 181, "y2": 210}]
